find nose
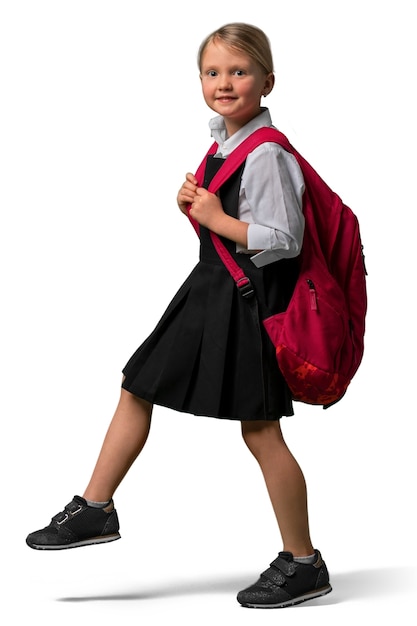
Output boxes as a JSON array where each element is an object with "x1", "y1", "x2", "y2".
[{"x1": 218, "y1": 74, "x2": 232, "y2": 90}]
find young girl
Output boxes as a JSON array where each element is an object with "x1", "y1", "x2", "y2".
[{"x1": 26, "y1": 22, "x2": 332, "y2": 609}]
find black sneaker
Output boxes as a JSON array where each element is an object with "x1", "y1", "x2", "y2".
[
  {"x1": 237, "y1": 550, "x2": 332, "y2": 609},
  {"x1": 26, "y1": 495, "x2": 121, "y2": 550}
]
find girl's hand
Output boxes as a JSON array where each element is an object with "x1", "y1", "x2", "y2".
[
  {"x1": 177, "y1": 173, "x2": 198, "y2": 215},
  {"x1": 177, "y1": 173, "x2": 249, "y2": 247},
  {"x1": 189, "y1": 187, "x2": 225, "y2": 230}
]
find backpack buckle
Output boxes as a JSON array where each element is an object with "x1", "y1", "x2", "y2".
[{"x1": 237, "y1": 276, "x2": 254, "y2": 299}]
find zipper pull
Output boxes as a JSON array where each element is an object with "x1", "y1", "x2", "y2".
[
  {"x1": 361, "y1": 244, "x2": 368, "y2": 275},
  {"x1": 307, "y1": 279, "x2": 317, "y2": 310}
]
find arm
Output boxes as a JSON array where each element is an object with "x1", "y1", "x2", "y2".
[
  {"x1": 177, "y1": 142, "x2": 304, "y2": 256},
  {"x1": 189, "y1": 187, "x2": 249, "y2": 248},
  {"x1": 177, "y1": 173, "x2": 249, "y2": 248},
  {"x1": 241, "y1": 143, "x2": 305, "y2": 263}
]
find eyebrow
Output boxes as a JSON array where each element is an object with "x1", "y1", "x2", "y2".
[{"x1": 202, "y1": 63, "x2": 251, "y2": 72}]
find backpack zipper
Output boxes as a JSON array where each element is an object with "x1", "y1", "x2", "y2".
[
  {"x1": 307, "y1": 279, "x2": 318, "y2": 310},
  {"x1": 361, "y1": 245, "x2": 368, "y2": 275}
]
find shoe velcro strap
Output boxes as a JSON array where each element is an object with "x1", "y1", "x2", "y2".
[
  {"x1": 261, "y1": 566, "x2": 287, "y2": 586},
  {"x1": 52, "y1": 499, "x2": 85, "y2": 524},
  {"x1": 269, "y1": 555, "x2": 297, "y2": 577}
]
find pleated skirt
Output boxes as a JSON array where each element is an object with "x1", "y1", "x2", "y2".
[{"x1": 122, "y1": 237, "x2": 299, "y2": 421}]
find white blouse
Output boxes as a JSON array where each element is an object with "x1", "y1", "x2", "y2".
[{"x1": 209, "y1": 108, "x2": 305, "y2": 268}]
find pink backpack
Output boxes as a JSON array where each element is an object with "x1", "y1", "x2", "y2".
[{"x1": 189, "y1": 127, "x2": 368, "y2": 408}]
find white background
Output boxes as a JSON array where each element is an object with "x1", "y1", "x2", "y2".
[{"x1": 1, "y1": 0, "x2": 416, "y2": 624}]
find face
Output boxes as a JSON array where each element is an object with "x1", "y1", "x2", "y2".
[{"x1": 200, "y1": 40, "x2": 274, "y2": 136}]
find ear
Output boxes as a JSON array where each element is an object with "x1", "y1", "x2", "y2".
[{"x1": 263, "y1": 72, "x2": 275, "y2": 97}]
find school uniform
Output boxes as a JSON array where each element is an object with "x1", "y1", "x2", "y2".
[{"x1": 122, "y1": 109, "x2": 305, "y2": 421}]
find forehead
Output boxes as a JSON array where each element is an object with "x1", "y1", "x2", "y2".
[{"x1": 201, "y1": 40, "x2": 252, "y2": 67}]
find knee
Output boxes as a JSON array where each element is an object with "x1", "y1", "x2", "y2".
[
  {"x1": 121, "y1": 377, "x2": 153, "y2": 410},
  {"x1": 119, "y1": 386, "x2": 153, "y2": 419},
  {"x1": 241, "y1": 420, "x2": 281, "y2": 460}
]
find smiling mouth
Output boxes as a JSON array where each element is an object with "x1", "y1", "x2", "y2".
[{"x1": 216, "y1": 96, "x2": 237, "y2": 102}]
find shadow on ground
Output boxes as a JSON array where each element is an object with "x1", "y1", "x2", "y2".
[{"x1": 57, "y1": 566, "x2": 416, "y2": 605}]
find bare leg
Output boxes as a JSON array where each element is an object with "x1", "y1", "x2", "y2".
[
  {"x1": 83, "y1": 387, "x2": 152, "y2": 502},
  {"x1": 241, "y1": 420, "x2": 314, "y2": 557}
]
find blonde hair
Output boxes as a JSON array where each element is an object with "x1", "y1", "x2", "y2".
[{"x1": 197, "y1": 23, "x2": 274, "y2": 75}]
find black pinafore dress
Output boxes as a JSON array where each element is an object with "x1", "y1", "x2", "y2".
[{"x1": 122, "y1": 155, "x2": 299, "y2": 420}]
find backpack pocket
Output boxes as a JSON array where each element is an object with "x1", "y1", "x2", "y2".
[{"x1": 263, "y1": 271, "x2": 354, "y2": 406}]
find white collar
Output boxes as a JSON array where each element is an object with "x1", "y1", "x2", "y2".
[{"x1": 208, "y1": 108, "x2": 273, "y2": 156}]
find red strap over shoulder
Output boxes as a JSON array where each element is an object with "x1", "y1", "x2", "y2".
[
  {"x1": 207, "y1": 128, "x2": 290, "y2": 194},
  {"x1": 187, "y1": 128, "x2": 290, "y2": 289}
]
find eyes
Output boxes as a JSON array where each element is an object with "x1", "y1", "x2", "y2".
[{"x1": 204, "y1": 69, "x2": 247, "y2": 78}]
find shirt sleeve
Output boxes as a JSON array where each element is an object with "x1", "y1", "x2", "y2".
[{"x1": 238, "y1": 142, "x2": 305, "y2": 267}]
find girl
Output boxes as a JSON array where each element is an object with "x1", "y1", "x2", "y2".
[{"x1": 26, "y1": 23, "x2": 332, "y2": 609}]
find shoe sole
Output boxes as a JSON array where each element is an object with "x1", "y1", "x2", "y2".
[
  {"x1": 239, "y1": 584, "x2": 332, "y2": 609},
  {"x1": 27, "y1": 533, "x2": 121, "y2": 550}
]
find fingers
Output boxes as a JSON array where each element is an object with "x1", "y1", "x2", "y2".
[
  {"x1": 185, "y1": 172, "x2": 198, "y2": 186},
  {"x1": 177, "y1": 172, "x2": 199, "y2": 214}
]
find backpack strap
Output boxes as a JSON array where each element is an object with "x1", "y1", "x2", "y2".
[
  {"x1": 188, "y1": 127, "x2": 290, "y2": 296},
  {"x1": 187, "y1": 141, "x2": 218, "y2": 237},
  {"x1": 207, "y1": 128, "x2": 290, "y2": 193}
]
